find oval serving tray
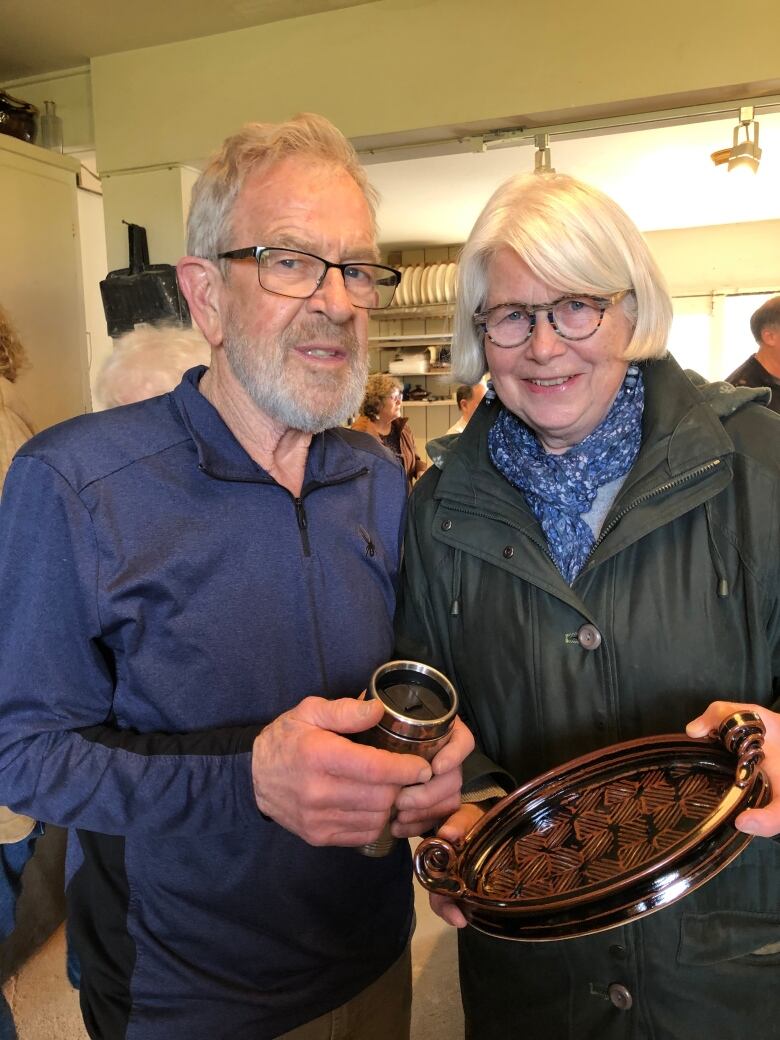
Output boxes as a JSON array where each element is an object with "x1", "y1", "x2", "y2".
[{"x1": 414, "y1": 711, "x2": 770, "y2": 940}]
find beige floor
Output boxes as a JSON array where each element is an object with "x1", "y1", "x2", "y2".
[{"x1": 3, "y1": 854, "x2": 464, "y2": 1040}]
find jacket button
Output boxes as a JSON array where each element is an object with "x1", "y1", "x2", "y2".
[
  {"x1": 441, "y1": 519, "x2": 452, "y2": 531},
  {"x1": 609, "y1": 944, "x2": 627, "y2": 960},
  {"x1": 607, "y1": 983, "x2": 633, "y2": 1011},
  {"x1": 577, "y1": 623, "x2": 602, "y2": 650},
  {"x1": 503, "y1": 545, "x2": 514, "y2": 559}
]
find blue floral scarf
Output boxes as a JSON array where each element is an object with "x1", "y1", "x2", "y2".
[{"x1": 488, "y1": 367, "x2": 644, "y2": 583}]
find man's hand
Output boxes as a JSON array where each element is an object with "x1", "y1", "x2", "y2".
[
  {"x1": 686, "y1": 701, "x2": 780, "y2": 837},
  {"x1": 391, "y1": 718, "x2": 475, "y2": 838},
  {"x1": 252, "y1": 696, "x2": 431, "y2": 847},
  {"x1": 424, "y1": 802, "x2": 486, "y2": 927}
]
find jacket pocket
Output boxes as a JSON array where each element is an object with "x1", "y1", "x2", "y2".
[{"x1": 678, "y1": 910, "x2": 780, "y2": 966}]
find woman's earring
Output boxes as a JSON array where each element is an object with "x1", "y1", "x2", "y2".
[{"x1": 624, "y1": 365, "x2": 640, "y2": 392}]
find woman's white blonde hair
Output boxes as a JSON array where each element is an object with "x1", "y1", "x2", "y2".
[{"x1": 453, "y1": 172, "x2": 672, "y2": 384}]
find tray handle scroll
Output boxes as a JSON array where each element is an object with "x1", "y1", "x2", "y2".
[
  {"x1": 717, "y1": 711, "x2": 766, "y2": 790},
  {"x1": 413, "y1": 836, "x2": 467, "y2": 898}
]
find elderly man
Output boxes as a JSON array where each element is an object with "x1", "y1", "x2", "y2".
[
  {"x1": 0, "y1": 114, "x2": 471, "y2": 1040},
  {"x1": 726, "y1": 295, "x2": 780, "y2": 413}
]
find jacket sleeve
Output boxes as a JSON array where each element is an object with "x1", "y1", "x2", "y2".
[
  {"x1": 394, "y1": 477, "x2": 513, "y2": 794},
  {"x1": 0, "y1": 456, "x2": 261, "y2": 837}
]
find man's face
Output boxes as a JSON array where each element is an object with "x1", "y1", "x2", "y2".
[{"x1": 218, "y1": 156, "x2": 375, "y2": 433}]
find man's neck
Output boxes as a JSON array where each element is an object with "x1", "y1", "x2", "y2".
[
  {"x1": 755, "y1": 347, "x2": 780, "y2": 379},
  {"x1": 199, "y1": 366, "x2": 311, "y2": 497}
]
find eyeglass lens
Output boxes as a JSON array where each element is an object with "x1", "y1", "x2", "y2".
[
  {"x1": 257, "y1": 248, "x2": 398, "y2": 309},
  {"x1": 483, "y1": 297, "x2": 607, "y2": 346}
]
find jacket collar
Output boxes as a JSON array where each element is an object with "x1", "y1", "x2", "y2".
[
  {"x1": 171, "y1": 366, "x2": 369, "y2": 487},
  {"x1": 431, "y1": 356, "x2": 761, "y2": 581}
]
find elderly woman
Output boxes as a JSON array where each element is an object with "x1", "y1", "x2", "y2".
[
  {"x1": 396, "y1": 173, "x2": 780, "y2": 1039},
  {"x1": 352, "y1": 372, "x2": 426, "y2": 489}
]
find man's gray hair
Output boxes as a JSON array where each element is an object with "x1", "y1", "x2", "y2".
[
  {"x1": 186, "y1": 113, "x2": 378, "y2": 271},
  {"x1": 749, "y1": 296, "x2": 780, "y2": 345},
  {"x1": 452, "y1": 172, "x2": 673, "y2": 385}
]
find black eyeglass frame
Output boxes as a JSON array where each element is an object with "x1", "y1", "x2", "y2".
[
  {"x1": 216, "y1": 245, "x2": 401, "y2": 310},
  {"x1": 473, "y1": 290, "x2": 631, "y2": 347}
]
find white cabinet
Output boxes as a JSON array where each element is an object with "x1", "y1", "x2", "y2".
[{"x1": 0, "y1": 133, "x2": 91, "y2": 431}]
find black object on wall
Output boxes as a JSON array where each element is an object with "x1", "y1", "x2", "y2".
[{"x1": 100, "y1": 222, "x2": 191, "y2": 338}]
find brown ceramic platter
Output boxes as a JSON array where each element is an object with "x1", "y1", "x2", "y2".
[{"x1": 414, "y1": 711, "x2": 770, "y2": 940}]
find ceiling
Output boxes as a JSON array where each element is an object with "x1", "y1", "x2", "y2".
[
  {"x1": 367, "y1": 110, "x2": 780, "y2": 246},
  {"x1": 0, "y1": 0, "x2": 376, "y2": 80}
]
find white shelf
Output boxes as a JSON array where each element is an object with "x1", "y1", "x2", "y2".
[
  {"x1": 388, "y1": 367, "x2": 452, "y2": 377},
  {"x1": 402, "y1": 399, "x2": 456, "y2": 408},
  {"x1": 369, "y1": 333, "x2": 451, "y2": 344}
]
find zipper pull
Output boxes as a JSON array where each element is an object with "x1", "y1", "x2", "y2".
[
  {"x1": 358, "y1": 525, "x2": 375, "y2": 557},
  {"x1": 294, "y1": 498, "x2": 308, "y2": 531}
]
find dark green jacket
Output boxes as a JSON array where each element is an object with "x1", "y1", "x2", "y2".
[{"x1": 397, "y1": 356, "x2": 780, "y2": 1040}]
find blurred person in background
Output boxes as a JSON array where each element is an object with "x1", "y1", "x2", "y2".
[
  {"x1": 94, "y1": 322, "x2": 211, "y2": 409},
  {"x1": 726, "y1": 295, "x2": 780, "y2": 413},
  {"x1": 446, "y1": 381, "x2": 487, "y2": 435},
  {"x1": 396, "y1": 171, "x2": 780, "y2": 1040},
  {"x1": 352, "y1": 372, "x2": 426, "y2": 490}
]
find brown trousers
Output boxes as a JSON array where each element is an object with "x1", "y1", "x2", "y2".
[{"x1": 276, "y1": 944, "x2": 412, "y2": 1040}]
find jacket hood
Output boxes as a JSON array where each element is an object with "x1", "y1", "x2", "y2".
[{"x1": 683, "y1": 368, "x2": 770, "y2": 418}]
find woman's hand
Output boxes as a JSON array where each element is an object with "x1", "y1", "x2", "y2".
[
  {"x1": 686, "y1": 701, "x2": 780, "y2": 837},
  {"x1": 425, "y1": 801, "x2": 487, "y2": 927}
]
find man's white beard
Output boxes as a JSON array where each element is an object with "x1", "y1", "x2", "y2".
[{"x1": 223, "y1": 309, "x2": 368, "y2": 434}]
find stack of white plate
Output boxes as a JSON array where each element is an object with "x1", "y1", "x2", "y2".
[{"x1": 391, "y1": 261, "x2": 458, "y2": 307}]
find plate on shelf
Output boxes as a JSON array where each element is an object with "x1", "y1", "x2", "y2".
[
  {"x1": 435, "y1": 263, "x2": 448, "y2": 303},
  {"x1": 398, "y1": 267, "x2": 412, "y2": 307},
  {"x1": 410, "y1": 265, "x2": 424, "y2": 306},
  {"x1": 390, "y1": 266, "x2": 403, "y2": 307},
  {"x1": 424, "y1": 263, "x2": 439, "y2": 303},
  {"x1": 420, "y1": 266, "x2": 432, "y2": 306},
  {"x1": 444, "y1": 262, "x2": 458, "y2": 303}
]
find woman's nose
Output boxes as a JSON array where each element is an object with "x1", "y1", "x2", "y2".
[{"x1": 525, "y1": 313, "x2": 567, "y2": 363}]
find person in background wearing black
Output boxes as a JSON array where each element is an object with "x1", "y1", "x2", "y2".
[{"x1": 726, "y1": 295, "x2": 780, "y2": 413}]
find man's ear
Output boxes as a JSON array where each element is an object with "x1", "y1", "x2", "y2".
[{"x1": 177, "y1": 257, "x2": 225, "y2": 347}]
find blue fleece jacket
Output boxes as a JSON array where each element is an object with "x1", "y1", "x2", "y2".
[{"x1": 0, "y1": 368, "x2": 413, "y2": 1039}]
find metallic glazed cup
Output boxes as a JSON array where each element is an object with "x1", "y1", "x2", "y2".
[{"x1": 355, "y1": 660, "x2": 458, "y2": 857}]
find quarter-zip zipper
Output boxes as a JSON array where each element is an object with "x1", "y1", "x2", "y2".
[
  {"x1": 292, "y1": 468, "x2": 370, "y2": 558},
  {"x1": 294, "y1": 497, "x2": 311, "y2": 556}
]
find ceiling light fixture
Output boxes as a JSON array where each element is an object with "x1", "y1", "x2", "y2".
[
  {"x1": 533, "y1": 133, "x2": 555, "y2": 174},
  {"x1": 711, "y1": 106, "x2": 762, "y2": 173}
]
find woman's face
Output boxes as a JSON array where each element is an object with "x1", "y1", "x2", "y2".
[
  {"x1": 483, "y1": 249, "x2": 634, "y2": 453},
  {"x1": 377, "y1": 387, "x2": 402, "y2": 425}
]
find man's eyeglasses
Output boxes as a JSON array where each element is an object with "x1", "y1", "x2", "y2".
[
  {"x1": 216, "y1": 246, "x2": 401, "y2": 310},
  {"x1": 473, "y1": 291, "x2": 631, "y2": 348}
]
